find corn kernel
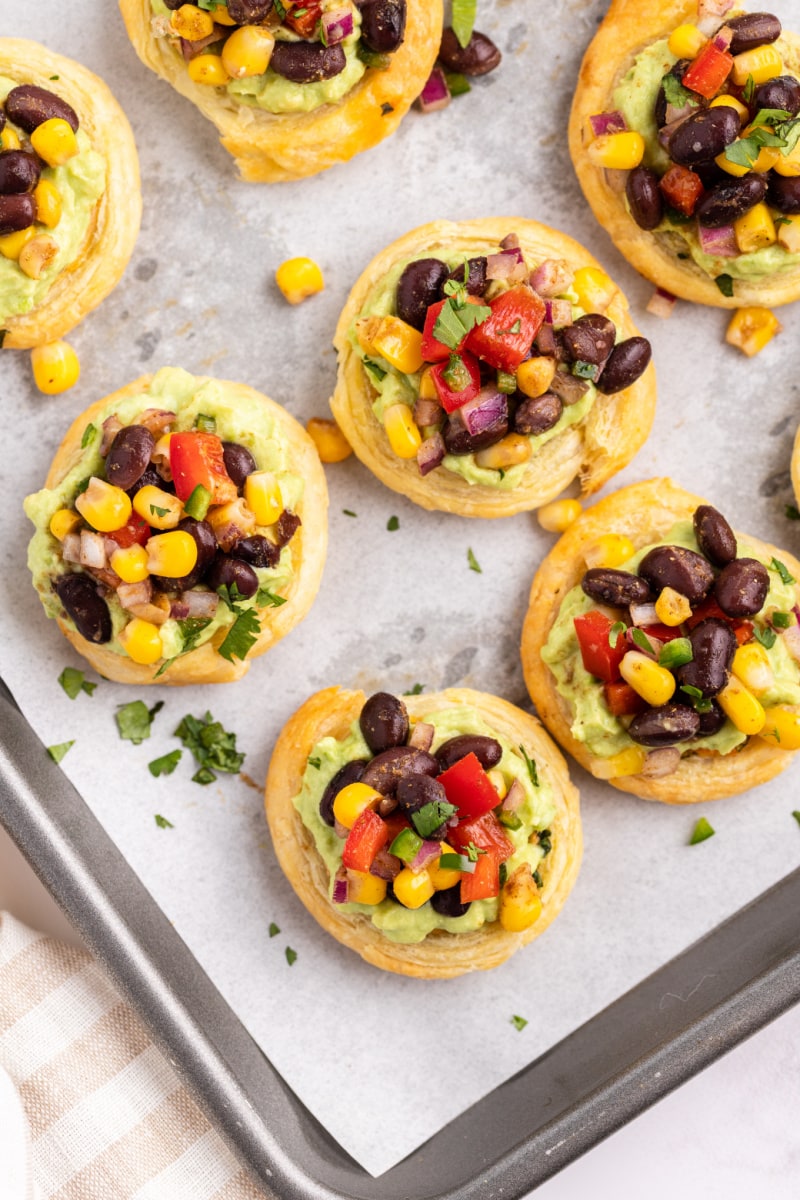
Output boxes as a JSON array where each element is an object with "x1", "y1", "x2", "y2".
[
  {"x1": 346, "y1": 870, "x2": 387, "y2": 906},
  {"x1": 777, "y1": 215, "x2": 800, "y2": 253},
  {"x1": 734, "y1": 203, "x2": 776, "y2": 253},
  {"x1": 306, "y1": 417, "x2": 352, "y2": 463},
  {"x1": 393, "y1": 867, "x2": 435, "y2": 909},
  {"x1": 213, "y1": 6, "x2": 237, "y2": 23},
  {"x1": 332, "y1": 782, "x2": 382, "y2": 830},
  {"x1": 572, "y1": 266, "x2": 617, "y2": 314},
  {"x1": 0, "y1": 128, "x2": 20, "y2": 151},
  {"x1": 499, "y1": 867, "x2": 543, "y2": 932},
  {"x1": 30, "y1": 118, "x2": 78, "y2": 166},
  {"x1": 118, "y1": 618, "x2": 163, "y2": 666},
  {"x1": 187, "y1": 54, "x2": 230, "y2": 86},
  {"x1": 222, "y1": 25, "x2": 275, "y2": 78},
  {"x1": 75, "y1": 477, "x2": 132, "y2": 533},
  {"x1": 275, "y1": 256, "x2": 324, "y2": 305},
  {"x1": 206, "y1": 497, "x2": 256, "y2": 545},
  {"x1": 486, "y1": 769, "x2": 507, "y2": 800},
  {"x1": 516, "y1": 355, "x2": 557, "y2": 398},
  {"x1": 583, "y1": 533, "x2": 635, "y2": 570},
  {"x1": 593, "y1": 745, "x2": 648, "y2": 779},
  {"x1": 110, "y1": 543, "x2": 150, "y2": 584},
  {"x1": 758, "y1": 706, "x2": 800, "y2": 750},
  {"x1": 717, "y1": 676, "x2": 766, "y2": 735},
  {"x1": 620, "y1": 650, "x2": 677, "y2": 707},
  {"x1": 369, "y1": 316, "x2": 424, "y2": 374},
  {"x1": 18, "y1": 234, "x2": 58, "y2": 280},
  {"x1": 244, "y1": 470, "x2": 283, "y2": 526},
  {"x1": 384, "y1": 403, "x2": 422, "y2": 459},
  {"x1": 33, "y1": 179, "x2": 62, "y2": 228},
  {"x1": 710, "y1": 94, "x2": 749, "y2": 121},
  {"x1": 418, "y1": 365, "x2": 439, "y2": 401},
  {"x1": 133, "y1": 485, "x2": 183, "y2": 530},
  {"x1": 655, "y1": 586, "x2": 692, "y2": 627},
  {"x1": 726, "y1": 307, "x2": 782, "y2": 357},
  {"x1": 732, "y1": 642, "x2": 774, "y2": 695},
  {"x1": 730, "y1": 44, "x2": 783, "y2": 87},
  {"x1": 668, "y1": 23, "x2": 707, "y2": 59},
  {"x1": 537, "y1": 498, "x2": 582, "y2": 533},
  {"x1": 49, "y1": 508, "x2": 81, "y2": 541},
  {"x1": 429, "y1": 843, "x2": 463, "y2": 891},
  {"x1": 586, "y1": 131, "x2": 645, "y2": 170},
  {"x1": 773, "y1": 140, "x2": 800, "y2": 177},
  {"x1": 30, "y1": 340, "x2": 80, "y2": 394},
  {"x1": 474, "y1": 433, "x2": 532, "y2": 470},
  {"x1": 170, "y1": 4, "x2": 214, "y2": 39},
  {"x1": 0, "y1": 226, "x2": 35, "y2": 261},
  {"x1": 145, "y1": 530, "x2": 198, "y2": 578},
  {"x1": 355, "y1": 316, "x2": 381, "y2": 356}
]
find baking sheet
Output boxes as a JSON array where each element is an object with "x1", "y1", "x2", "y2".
[{"x1": 2, "y1": 0, "x2": 800, "y2": 1178}]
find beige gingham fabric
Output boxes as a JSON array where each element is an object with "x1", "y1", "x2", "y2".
[{"x1": 0, "y1": 913, "x2": 271, "y2": 1200}]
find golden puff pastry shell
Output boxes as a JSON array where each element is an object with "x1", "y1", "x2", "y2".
[
  {"x1": 43, "y1": 374, "x2": 328, "y2": 685},
  {"x1": 264, "y1": 686, "x2": 582, "y2": 979},
  {"x1": 0, "y1": 39, "x2": 141, "y2": 349},
  {"x1": 521, "y1": 477, "x2": 800, "y2": 804},
  {"x1": 119, "y1": 0, "x2": 442, "y2": 182},
  {"x1": 569, "y1": 0, "x2": 800, "y2": 308}
]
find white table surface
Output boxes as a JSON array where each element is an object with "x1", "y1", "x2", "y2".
[{"x1": 1, "y1": 825, "x2": 798, "y2": 1199}]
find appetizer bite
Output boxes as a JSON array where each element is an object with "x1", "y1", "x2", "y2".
[
  {"x1": 265, "y1": 687, "x2": 581, "y2": 978},
  {"x1": 522, "y1": 479, "x2": 800, "y2": 803},
  {"x1": 331, "y1": 218, "x2": 655, "y2": 518},
  {"x1": 570, "y1": 1, "x2": 800, "y2": 307},
  {"x1": 119, "y1": 0, "x2": 442, "y2": 181},
  {"x1": 25, "y1": 368, "x2": 328, "y2": 684},
  {"x1": 0, "y1": 39, "x2": 140, "y2": 348}
]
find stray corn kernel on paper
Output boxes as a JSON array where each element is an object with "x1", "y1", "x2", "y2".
[{"x1": 2, "y1": 0, "x2": 800, "y2": 1178}]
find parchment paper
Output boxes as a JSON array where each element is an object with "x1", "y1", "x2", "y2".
[{"x1": 1, "y1": 0, "x2": 799, "y2": 1177}]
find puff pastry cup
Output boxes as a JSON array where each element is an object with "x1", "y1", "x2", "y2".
[
  {"x1": 24, "y1": 368, "x2": 328, "y2": 685},
  {"x1": 331, "y1": 217, "x2": 656, "y2": 519},
  {"x1": 569, "y1": 1, "x2": 800, "y2": 308},
  {"x1": 265, "y1": 687, "x2": 582, "y2": 979},
  {"x1": 119, "y1": 0, "x2": 441, "y2": 182},
  {"x1": 522, "y1": 478, "x2": 800, "y2": 803},
  {"x1": 0, "y1": 39, "x2": 141, "y2": 349}
]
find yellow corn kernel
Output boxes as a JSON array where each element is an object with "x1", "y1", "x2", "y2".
[
  {"x1": 346, "y1": 870, "x2": 387, "y2": 906},
  {"x1": 275, "y1": 256, "x2": 324, "y2": 305},
  {"x1": 18, "y1": 234, "x2": 58, "y2": 280},
  {"x1": 393, "y1": 867, "x2": 436, "y2": 910},
  {"x1": 668, "y1": 23, "x2": 706, "y2": 59},
  {"x1": 586, "y1": 131, "x2": 645, "y2": 170},
  {"x1": 730, "y1": 44, "x2": 783, "y2": 87},
  {"x1": 710, "y1": 94, "x2": 750, "y2": 121},
  {"x1": 0, "y1": 226, "x2": 35, "y2": 261},
  {"x1": 33, "y1": 178, "x2": 62, "y2": 228},
  {"x1": 187, "y1": 54, "x2": 230, "y2": 86},
  {"x1": 206, "y1": 497, "x2": 257, "y2": 544},
  {"x1": 306, "y1": 417, "x2": 352, "y2": 463},
  {"x1": 777, "y1": 215, "x2": 800, "y2": 253},
  {"x1": 170, "y1": 4, "x2": 214, "y2": 39},
  {"x1": 620, "y1": 650, "x2": 677, "y2": 707},
  {"x1": 593, "y1": 745, "x2": 648, "y2": 779},
  {"x1": 717, "y1": 676, "x2": 766, "y2": 735},
  {"x1": 773, "y1": 140, "x2": 800, "y2": 177},
  {"x1": 486, "y1": 769, "x2": 507, "y2": 800},
  {"x1": 49, "y1": 508, "x2": 81, "y2": 541},
  {"x1": 583, "y1": 533, "x2": 635, "y2": 570},
  {"x1": 383, "y1": 403, "x2": 422, "y2": 459},
  {"x1": 732, "y1": 641, "x2": 774, "y2": 695},
  {"x1": 474, "y1": 433, "x2": 532, "y2": 470},
  {"x1": 30, "y1": 339, "x2": 80, "y2": 394},
  {"x1": 537, "y1": 498, "x2": 582, "y2": 533},
  {"x1": 758, "y1": 706, "x2": 800, "y2": 750},
  {"x1": 145, "y1": 530, "x2": 198, "y2": 578},
  {"x1": 222, "y1": 25, "x2": 275, "y2": 77},
  {"x1": 516, "y1": 355, "x2": 557, "y2": 398},
  {"x1": 110, "y1": 544, "x2": 150, "y2": 584},
  {"x1": 734, "y1": 203, "x2": 776, "y2": 253},
  {"x1": 572, "y1": 266, "x2": 617, "y2": 314},
  {"x1": 418, "y1": 365, "x2": 439, "y2": 401},
  {"x1": 499, "y1": 866, "x2": 543, "y2": 933},
  {"x1": 725, "y1": 307, "x2": 782, "y2": 357},
  {"x1": 245, "y1": 470, "x2": 283, "y2": 526},
  {"x1": 332, "y1": 782, "x2": 382, "y2": 830},
  {"x1": 655, "y1": 586, "x2": 692, "y2": 627},
  {"x1": 30, "y1": 118, "x2": 78, "y2": 166},
  {"x1": 429, "y1": 844, "x2": 463, "y2": 891},
  {"x1": 213, "y1": 6, "x2": 237, "y2": 24},
  {"x1": 0, "y1": 128, "x2": 20, "y2": 151},
  {"x1": 355, "y1": 316, "x2": 381, "y2": 356},
  {"x1": 118, "y1": 618, "x2": 163, "y2": 666},
  {"x1": 369, "y1": 316, "x2": 424, "y2": 374},
  {"x1": 75, "y1": 477, "x2": 132, "y2": 533},
  {"x1": 743, "y1": 125, "x2": 781, "y2": 173},
  {"x1": 132, "y1": 485, "x2": 183, "y2": 530}
]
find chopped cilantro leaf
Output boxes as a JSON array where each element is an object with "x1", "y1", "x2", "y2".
[
  {"x1": 511, "y1": 1015, "x2": 528, "y2": 1031},
  {"x1": 770, "y1": 557, "x2": 795, "y2": 585},
  {"x1": 411, "y1": 800, "x2": 457, "y2": 839},
  {"x1": 148, "y1": 750, "x2": 182, "y2": 778},
  {"x1": 680, "y1": 685, "x2": 712, "y2": 713},
  {"x1": 793, "y1": 811, "x2": 800, "y2": 828},
  {"x1": 363, "y1": 357, "x2": 387, "y2": 383},
  {"x1": 433, "y1": 295, "x2": 490, "y2": 351},
  {"x1": 193, "y1": 767, "x2": 216, "y2": 785},
  {"x1": 403, "y1": 683, "x2": 425, "y2": 695},
  {"x1": 343, "y1": 508, "x2": 357, "y2": 517},
  {"x1": 715, "y1": 274, "x2": 734, "y2": 298},
  {"x1": 47, "y1": 740, "x2": 74, "y2": 764},
  {"x1": 387, "y1": 515, "x2": 400, "y2": 531},
  {"x1": 451, "y1": 0, "x2": 477, "y2": 49},
  {"x1": 58, "y1": 666, "x2": 96, "y2": 699},
  {"x1": 754, "y1": 625, "x2": 777, "y2": 650},
  {"x1": 786, "y1": 505, "x2": 800, "y2": 521},
  {"x1": 150, "y1": 504, "x2": 169, "y2": 518},
  {"x1": 255, "y1": 586, "x2": 287, "y2": 608},
  {"x1": 218, "y1": 607, "x2": 261, "y2": 663},
  {"x1": 308, "y1": 757, "x2": 321, "y2": 769},
  {"x1": 154, "y1": 814, "x2": 174, "y2": 829},
  {"x1": 631, "y1": 628, "x2": 656, "y2": 655},
  {"x1": 466, "y1": 841, "x2": 487, "y2": 862},
  {"x1": 662, "y1": 72, "x2": 698, "y2": 110},
  {"x1": 743, "y1": 74, "x2": 756, "y2": 104},
  {"x1": 467, "y1": 547, "x2": 482, "y2": 573},
  {"x1": 81, "y1": 423, "x2": 96, "y2": 448},
  {"x1": 608, "y1": 620, "x2": 626, "y2": 649},
  {"x1": 285, "y1": 946, "x2": 297, "y2": 966},
  {"x1": 175, "y1": 711, "x2": 245, "y2": 784},
  {"x1": 116, "y1": 699, "x2": 162, "y2": 745},
  {"x1": 689, "y1": 817, "x2": 715, "y2": 845},
  {"x1": 269, "y1": 922, "x2": 280, "y2": 937},
  {"x1": 572, "y1": 359, "x2": 600, "y2": 381},
  {"x1": 519, "y1": 744, "x2": 540, "y2": 788},
  {"x1": 538, "y1": 829, "x2": 552, "y2": 855}
]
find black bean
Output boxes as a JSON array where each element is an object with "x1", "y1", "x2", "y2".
[
  {"x1": 430, "y1": 885, "x2": 471, "y2": 918},
  {"x1": 396, "y1": 775, "x2": 449, "y2": 836},
  {"x1": 436, "y1": 734, "x2": 502, "y2": 772},
  {"x1": 361, "y1": 747, "x2": 438, "y2": 796},
  {"x1": 359, "y1": 692, "x2": 409, "y2": 754},
  {"x1": 534, "y1": 324, "x2": 566, "y2": 361},
  {"x1": 226, "y1": 0, "x2": 274, "y2": 21},
  {"x1": 678, "y1": 619, "x2": 737, "y2": 697},
  {"x1": 53, "y1": 574, "x2": 112, "y2": 644},
  {"x1": 714, "y1": 558, "x2": 770, "y2": 617},
  {"x1": 697, "y1": 700, "x2": 727, "y2": 737},
  {"x1": 126, "y1": 466, "x2": 164, "y2": 501},
  {"x1": 655, "y1": 60, "x2": 692, "y2": 127},
  {"x1": 668, "y1": 106, "x2": 740, "y2": 166},
  {"x1": 205, "y1": 554, "x2": 259, "y2": 599},
  {"x1": 104, "y1": 425, "x2": 155, "y2": 492},
  {"x1": 0, "y1": 192, "x2": 35, "y2": 235},
  {"x1": 638, "y1": 544, "x2": 715, "y2": 603},
  {"x1": 444, "y1": 256, "x2": 489, "y2": 297},
  {"x1": 319, "y1": 759, "x2": 368, "y2": 827},
  {"x1": 270, "y1": 42, "x2": 346, "y2": 84},
  {"x1": 628, "y1": 703, "x2": 701, "y2": 747},
  {"x1": 754, "y1": 75, "x2": 800, "y2": 117},
  {"x1": 562, "y1": 314, "x2": 616, "y2": 367},
  {"x1": 396, "y1": 258, "x2": 449, "y2": 330},
  {"x1": 626, "y1": 166, "x2": 664, "y2": 231},
  {"x1": 696, "y1": 175, "x2": 767, "y2": 227},
  {"x1": 514, "y1": 392, "x2": 562, "y2": 435},
  {"x1": 443, "y1": 404, "x2": 508, "y2": 455},
  {"x1": 233, "y1": 534, "x2": 280, "y2": 570},
  {"x1": 5, "y1": 85, "x2": 79, "y2": 134},
  {"x1": 693, "y1": 505, "x2": 737, "y2": 567},
  {"x1": 595, "y1": 337, "x2": 652, "y2": 394},
  {"x1": 360, "y1": 0, "x2": 406, "y2": 54},
  {"x1": 767, "y1": 172, "x2": 800, "y2": 214},
  {"x1": 222, "y1": 441, "x2": 257, "y2": 489},
  {"x1": 0, "y1": 151, "x2": 41, "y2": 195},
  {"x1": 549, "y1": 371, "x2": 590, "y2": 406},
  {"x1": 275, "y1": 510, "x2": 300, "y2": 547},
  {"x1": 726, "y1": 12, "x2": 781, "y2": 55},
  {"x1": 693, "y1": 159, "x2": 729, "y2": 188},
  {"x1": 150, "y1": 518, "x2": 217, "y2": 592},
  {"x1": 438, "y1": 27, "x2": 501, "y2": 76},
  {"x1": 581, "y1": 568, "x2": 653, "y2": 608}
]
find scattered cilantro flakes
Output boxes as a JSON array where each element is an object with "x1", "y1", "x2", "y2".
[
  {"x1": 681, "y1": 684, "x2": 713, "y2": 713},
  {"x1": 715, "y1": 274, "x2": 734, "y2": 298},
  {"x1": 195, "y1": 413, "x2": 216, "y2": 432},
  {"x1": 193, "y1": 767, "x2": 216, "y2": 785},
  {"x1": 466, "y1": 841, "x2": 486, "y2": 862},
  {"x1": 511, "y1": 1015, "x2": 528, "y2": 1032},
  {"x1": 772, "y1": 611, "x2": 792, "y2": 629},
  {"x1": 742, "y1": 73, "x2": 756, "y2": 104},
  {"x1": 58, "y1": 667, "x2": 96, "y2": 699},
  {"x1": 49, "y1": 74, "x2": 59, "y2": 80},
  {"x1": 342, "y1": 509, "x2": 357, "y2": 517},
  {"x1": 786, "y1": 505, "x2": 800, "y2": 521},
  {"x1": 631, "y1": 628, "x2": 656, "y2": 656},
  {"x1": 467, "y1": 547, "x2": 482, "y2": 573},
  {"x1": 444, "y1": 70, "x2": 471, "y2": 97},
  {"x1": 770, "y1": 557, "x2": 795, "y2": 585},
  {"x1": 380, "y1": 101, "x2": 394, "y2": 115},
  {"x1": 662, "y1": 72, "x2": 698, "y2": 110},
  {"x1": 411, "y1": 799, "x2": 458, "y2": 839},
  {"x1": 149, "y1": 750, "x2": 183, "y2": 778},
  {"x1": 519, "y1": 744, "x2": 540, "y2": 788},
  {"x1": 451, "y1": 0, "x2": 477, "y2": 49},
  {"x1": 255, "y1": 586, "x2": 287, "y2": 609},
  {"x1": 538, "y1": 829, "x2": 552, "y2": 856},
  {"x1": 47, "y1": 741, "x2": 74, "y2": 764},
  {"x1": 150, "y1": 504, "x2": 169, "y2": 519},
  {"x1": 532, "y1": 869, "x2": 543, "y2": 887},
  {"x1": 154, "y1": 814, "x2": 174, "y2": 829},
  {"x1": 689, "y1": 817, "x2": 715, "y2": 845},
  {"x1": 116, "y1": 700, "x2": 162, "y2": 745},
  {"x1": 793, "y1": 811, "x2": 800, "y2": 828},
  {"x1": 308, "y1": 757, "x2": 321, "y2": 769},
  {"x1": 754, "y1": 625, "x2": 777, "y2": 650},
  {"x1": 269, "y1": 922, "x2": 280, "y2": 937},
  {"x1": 433, "y1": 295, "x2": 490, "y2": 351},
  {"x1": 80, "y1": 423, "x2": 96, "y2": 448},
  {"x1": 608, "y1": 620, "x2": 626, "y2": 649},
  {"x1": 363, "y1": 357, "x2": 387, "y2": 383},
  {"x1": 285, "y1": 947, "x2": 297, "y2": 966},
  {"x1": 387, "y1": 515, "x2": 400, "y2": 531},
  {"x1": 218, "y1": 608, "x2": 261, "y2": 663},
  {"x1": 175, "y1": 712, "x2": 245, "y2": 784},
  {"x1": 403, "y1": 683, "x2": 425, "y2": 695}
]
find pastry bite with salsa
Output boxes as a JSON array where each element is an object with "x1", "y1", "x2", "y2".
[
  {"x1": 24, "y1": 368, "x2": 328, "y2": 684},
  {"x1": 264, "y1": 687, "x2": 581, "y2": 978},
  {"x1": 119, "y1": 0, "x2": 441, "y2": 181},
  {"x1": 522, "y1": 479, "x2": 800, "y2": 803},
  {"x1": 570, "y1": 1, "x2": 800, "y2": 307},
  {"x1": 331, "y1": 218, "x2": 655, "y2": 518},
  {"x1": 0, "y1": 39, "x2": 140, "y2": 349}
]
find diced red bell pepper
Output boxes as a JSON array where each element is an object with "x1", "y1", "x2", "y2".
[
  {"x1": 105, "y1": 512, "x2": 150, "y2": 548},
  {"x1": 603, "y1": 680, "x2": 648, "y2": 718},
  {"x1": 169, "y1": 432, "x2": 237, "y2": 506},
  {"x1": 638, "y1": 622, "x2": 688, "y2": 643},
  {"x1": 449, "y1": 811, "x2": 514, "y2": 860},
  {"x1": 574, "y1": 610, "x2": 627, "y2": 683},
  {"x1": 438, "y1": 752, "x2": 501, "y2": 820},
  {"x1": 685, "y1": 598, "x2": 754, "y2": 645},
  {"x1": 430, "y1": 351, "x2": 482, "y2": 412},
  {"x1": 342, "y1": 808, "x2": 391, "y2": 873},
  {"x1": 464, "y1": 287, "x2": 545, "y2": 373},
  {"x1": 420, "y1": 296, "x2": 485, "y2": 362},
  {"x1": 682, "y1": 43, "x2": 733, "y2": 99},
  {"x1": 461, "y1": 850, "x2": 501, "y2": 903},
  {"x1": 284, "y1": 0, "x2": 322, "y2": 38},
  {"x1": 659, "y1": 164, "x2": 704, "y2": 216}
]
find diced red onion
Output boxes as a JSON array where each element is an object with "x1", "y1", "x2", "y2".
[
  {"x1": 589, "y1": 110, "x2": 628, "y2": 137},
  {"x1": 417, "y1": 432, "x2": 445, "y2": 476},
  {"x1": 698, "y1": 223, "x2": 738, "y2": 257},
  {"x1": 61, "y1": 533, "x2": 81, "y2": 564},
  {"x1": 500, "y1": 233, "x2": 520, "y2": 250},
  {"x1": 781, "y1": 622, "x2": 800, "y2": 666},
  {"x1": 413, "y1": 396, "x2": 443, "y2": 428},
  {"x1": 177, "y1": 589, "x2": 219, "y2": 619},
  {"x1": 544, "y1": 298, "x2": 573, "y2": 329},
  {"x1": 640, "y1": 748, "x2": 681, "y2": 778},
  {"x1": 698, "y1": 0, "x2": 734, "y2": 35},
  {"x1": 665, "y1": 99, "x2": 697, "y2": 125},
  {"x1": 459, "y1": 388, "x2": 508, "y2": 437},
  {"x1": 549, "y1": 370, "x2": 589, "y2": 406},
  {"x1": 659, "y1": 113, "x2": 692, "y2": 150},
  {"x1": 179, "y1": 30, "x2": 222, "y2": 60},
  {"x1": 334, "y1": 817, "x2": 349, "y2": 840},
  {"x1": 486, "y1": 249, "x2": 526, "y2": 282},
  {"x1": 410, "y1": 840, "x2": 442, "y2": 873},
  {"x1": 138, "y1": 408, "x2": 176, "y2": 437},
  {"x1": 321, "y1": 7, "x2": 354, "y2": 45},
  {"x1": 128, "y1": 601, "x2": 170, "y2": 626},
  {"x1": 369, "y1": 847, "x2": 403, "y2": 881},
  {"x1": 418, "y1": 66, "x2": 451, "y2": 113},
  {"x1": 712, "y1": 25, "x2": 733, "y2": 51},
  {"x1": 169, "y1": 601, "x2": 190, "y2": 620},
  {"x1": 409, "y1": 721, "x2": 435, "y2": 751},
  {"x1": 629, "y1": 601, "x2": 659, "y2": 626},
  {"x1": 530, "y1": 258, "x2": 573, "y2": 298},
  {"x1": 100, "y1": 415, "x2": 123, "y2": 456},
  {"x1": 118, "y1": 579, "x2": 153, "y2": 611},
  {"x1": 502, "y1": 778, "x2": 526, "y2": 814},
  {"x1": 79, "y1": 531, "x2": 107, "y2": 570},
  {"x1": 332, "y1": 870, "x2": 349, "y2": 904},
  {"x1": 646, "y1": 288, "x2": 677, "y2": 319},
  {"x1": 625, "y1": 627, "x2": 663, "y2": 659}
]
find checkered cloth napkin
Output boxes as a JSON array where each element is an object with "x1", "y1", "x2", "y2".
[{"x1": 0, "y1": 913, "x2": 271, "y2": 1200}]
